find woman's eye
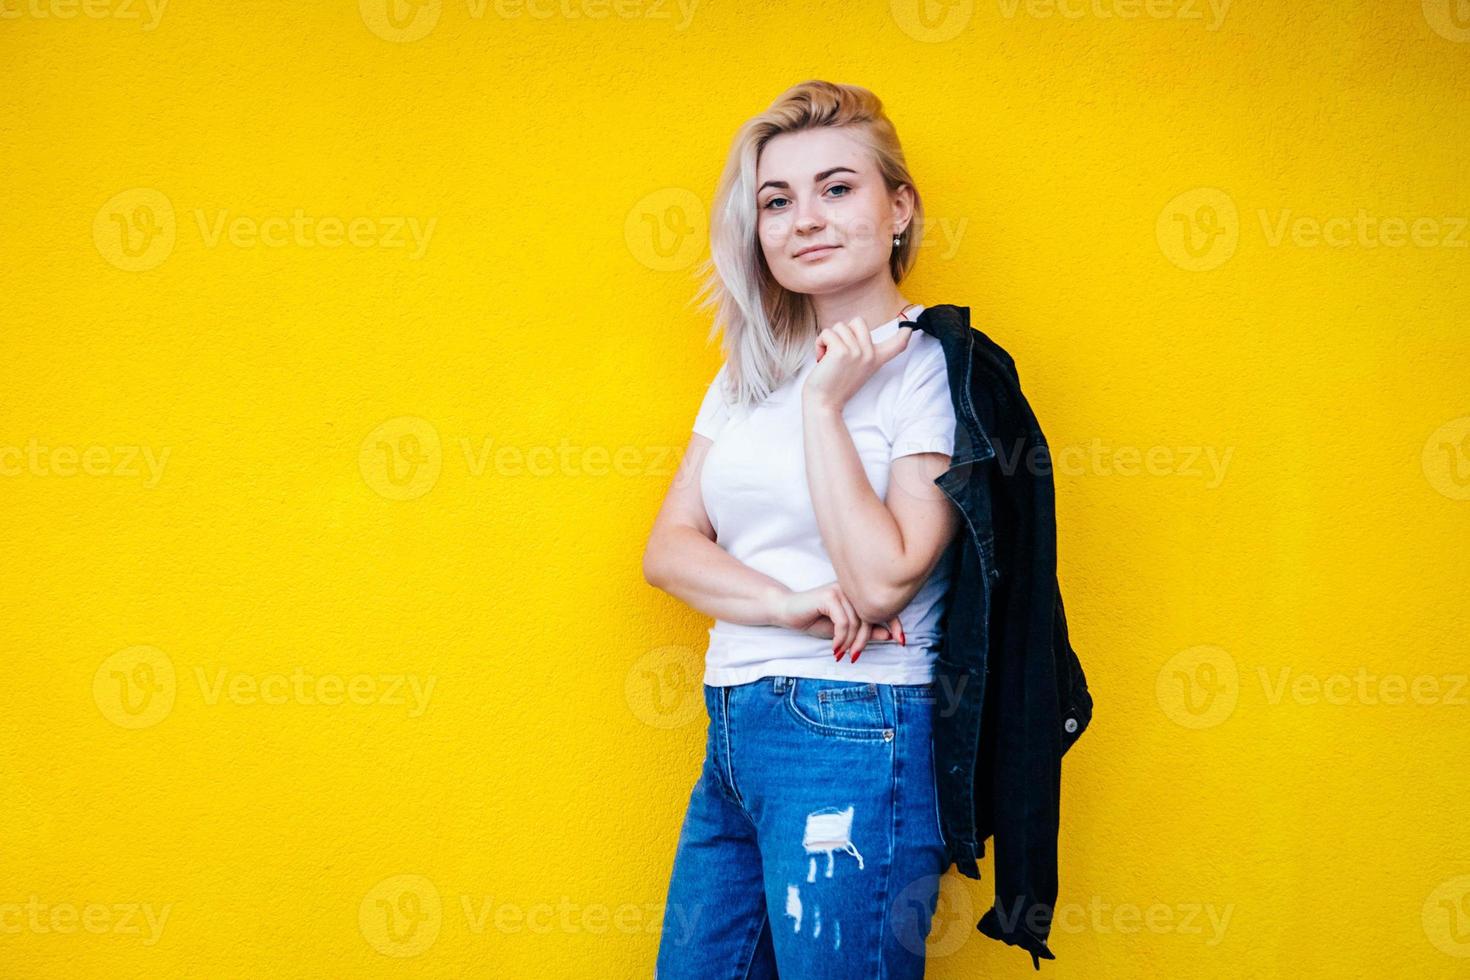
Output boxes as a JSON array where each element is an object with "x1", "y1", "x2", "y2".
[{"x1": 762, "y1": 187, "x2": 848, "y2": 210}]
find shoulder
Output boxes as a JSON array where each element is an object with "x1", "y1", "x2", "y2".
[
  {"x1": 693, "y1": 362, "x2": 736, "y2": 439},
  {"x1": 900, "y1": 327, "x2": 946, "y2": 378},
  {"x1": 915, "y1": 303, "x2": 1016, "y2": 380},
  {"x1": 702, "y1": 362, "x2": 733, "y2": 402},
  {"x1": 908, "y1": 324, "x2": 944, "y2": 357},
  {"x1": 917, "y1": 305, "x2": 1030, "y2": 429},
  {"x1": 891, "y1": 329, "x2": 952, "y2": 411}
]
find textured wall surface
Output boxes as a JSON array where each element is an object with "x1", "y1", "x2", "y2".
[{"x1": 2, "y1": 1, "x2": 1467, "y2": 977}]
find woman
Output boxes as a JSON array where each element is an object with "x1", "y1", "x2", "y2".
[{"x1": 643, "y1": 79, "x2": 961, "y2": 979}]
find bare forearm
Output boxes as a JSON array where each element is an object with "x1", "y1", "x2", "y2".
[
  {"x1": 801, "y1": 398, "x2": 908, "y2": 619},
  {"x1": 643, "y1": 526, "x2": 790, "y2": 626}
]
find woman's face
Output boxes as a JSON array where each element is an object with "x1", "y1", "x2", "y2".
[{"x1": 754, "y1": 127, "x2": 911, "y2": 297}]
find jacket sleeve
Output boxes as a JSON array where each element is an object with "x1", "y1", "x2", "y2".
[{"x1": 976, "y1": 386, "x2": 1065, "y2": 971}]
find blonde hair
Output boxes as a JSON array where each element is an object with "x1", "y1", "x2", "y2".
[{"x1": 690, "y1": 79, "x2": 925, "y2": 410}]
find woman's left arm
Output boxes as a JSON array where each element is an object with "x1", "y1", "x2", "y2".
[{"x1": 802, "y1": 320, "x2": 961, "y2": 624}]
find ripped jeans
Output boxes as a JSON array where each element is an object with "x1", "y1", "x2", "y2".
[{"x1": 655, "y1": 675, "x2": 948, "y2": 979}]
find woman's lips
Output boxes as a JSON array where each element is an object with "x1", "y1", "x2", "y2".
[{"x1": 795, "y1": 245, "x2": 840, "y2": 260}]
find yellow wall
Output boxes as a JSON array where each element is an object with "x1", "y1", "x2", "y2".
[{"x1": 2, "y1": 1, "x2": 1467, "y2": 976}]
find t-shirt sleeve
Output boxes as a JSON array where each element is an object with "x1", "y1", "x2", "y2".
[
  {"x1": 890, "y1": 342, "x2": 956, "y2": 460},
  {"x1": 692, "y1": 364, "x2": 732, "y2": 440}
]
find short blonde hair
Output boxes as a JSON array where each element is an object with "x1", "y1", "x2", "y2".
[{"x1": 691, "y1": 79, "x2": 925, "y2": 410}]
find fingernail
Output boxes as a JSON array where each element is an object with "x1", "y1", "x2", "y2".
[{"x1": 852, "y1": 650, "x2": 862, "y2": 662}]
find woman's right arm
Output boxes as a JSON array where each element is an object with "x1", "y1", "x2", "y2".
[
  {"x1": 642, "y1": 431, "x2": 901, "y2": 659},
  {"x1": 641, "y1": 431, "x2": 791, "y2": 625}
]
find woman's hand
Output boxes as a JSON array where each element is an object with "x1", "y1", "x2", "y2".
[
  {"x1": 771, "y1": 582, "x2": 906, "y2": 663},
  {"x1": 802, "y1": 316, "x2": 912, "y2": 414}
]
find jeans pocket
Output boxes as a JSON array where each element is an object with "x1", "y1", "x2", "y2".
[
  {"x1": 784, "y1": 678, "x2": 892, "y2": 740},
  {"x1": 897, "y1": 686, "x2": 946, "y2": 847},
  {"x1": 926, "y1": 719, "x2": 947, "y2": 847}
]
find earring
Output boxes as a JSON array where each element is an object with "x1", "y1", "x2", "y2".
[{"x1": 892, "y1": 233, "x2": 902, "y2": 247}]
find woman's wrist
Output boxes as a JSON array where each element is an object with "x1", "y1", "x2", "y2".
[
  {"x1": 801, "y1": 390, "x2": 845, "y2": 418},
  {"x1": 761, "y1": 583, "x2": 793, "y2": 628}
]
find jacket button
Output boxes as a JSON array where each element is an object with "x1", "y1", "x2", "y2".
[
  {"x1": 1064, "y1": 717, "x2": 1078, "y2": 733},
  {"x1": 883, "y1": 729, "x2": 894, "y2": 741}
]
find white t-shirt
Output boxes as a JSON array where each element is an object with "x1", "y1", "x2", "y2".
[{"x1": 691, "y1": 305, "x2": 959, "y2": 687}]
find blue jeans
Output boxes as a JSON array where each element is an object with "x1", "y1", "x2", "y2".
[{"x1": 655, "y1": 676, "x2": 948, "y2": 979}]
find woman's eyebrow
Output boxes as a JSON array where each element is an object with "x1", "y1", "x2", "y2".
[{"x1": 757, "y1": 166, "x2": 860, "y2": 193}]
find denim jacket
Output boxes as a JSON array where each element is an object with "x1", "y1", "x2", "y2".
[{"x1": 903, "y1": 304, "x2": 1095, "y2": 970}]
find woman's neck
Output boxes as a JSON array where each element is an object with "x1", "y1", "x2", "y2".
[{"x1": 810, "y1": 285, "x2": 915, "y2": 334}]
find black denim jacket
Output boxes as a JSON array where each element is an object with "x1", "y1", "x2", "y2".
[{"x1": 904, "y1": 304, "x2": 1095, "y2": 970}]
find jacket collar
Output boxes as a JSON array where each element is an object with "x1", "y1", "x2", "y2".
[{"x1": 902, "y1": 304, "x2": 999, "y2": 469}]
